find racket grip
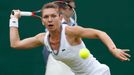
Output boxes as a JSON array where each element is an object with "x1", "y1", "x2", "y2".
[
  {"x1": 20, "y1": 11, "x2": 34, "y2": 16},
  {"x1": 11, "y1": 11, "x2": 34, "y2": 16}
]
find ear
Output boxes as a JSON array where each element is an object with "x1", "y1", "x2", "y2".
[{"x1": 41, "y1": 18, "x2": 44, "y2": 25}]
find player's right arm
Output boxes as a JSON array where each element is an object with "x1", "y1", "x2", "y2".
[{"x1": 10, "y1": 10, "x2": 45, "y2": 49}]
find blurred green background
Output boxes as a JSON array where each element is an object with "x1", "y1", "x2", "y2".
[{"x1": 0, "y1": 0, "x2": 133, "y2": 75}]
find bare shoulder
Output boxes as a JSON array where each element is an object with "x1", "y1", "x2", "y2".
[
  {"x1": 35, "y1": 32, "x2": 46, "y2": 44},
  {"x1": 65, "y1": 26, "x2": 84, "y2": 35},
  {"x1": 35, "y1": 33, "x2": 46, "y2": 38}
]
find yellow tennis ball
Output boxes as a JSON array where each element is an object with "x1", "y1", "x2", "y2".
[{"x1": 79, "y1": 48, "x2": 90, "y2": 59}]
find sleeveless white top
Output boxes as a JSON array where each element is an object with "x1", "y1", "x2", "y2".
[{"x1": 44, "y1": 25, "x2": 105, "y2": 75}]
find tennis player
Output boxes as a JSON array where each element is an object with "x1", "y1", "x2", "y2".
[{"x1": 10, "y1": 2, "x2": 130, "y2": 75}]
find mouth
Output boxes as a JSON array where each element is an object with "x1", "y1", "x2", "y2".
[
  {"x1": 47, "y1": 24, "x2": 54, "y2": 29},
  {"x1": 48, "y1": 24, "x2": 54, "y2": 27}
]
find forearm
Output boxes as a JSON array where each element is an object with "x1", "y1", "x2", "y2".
[
  {"x1": 10, "y1": 27, "x2": 20, "y2": 48},
  {"x1": 97, "y1": 31, "x2": 117, "y2": 52}
]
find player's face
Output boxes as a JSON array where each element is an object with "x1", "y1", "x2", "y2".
[{"x1": 42, "y1": 8, "x2": 62, "y2": 31}]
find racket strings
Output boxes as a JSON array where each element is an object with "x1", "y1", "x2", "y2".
[
  {"x1": 32, "y1": 10, "x2": 42, "y2": 19},
  {"x1": 72, "y1": 8, "x2": 77, "y2": 25},
  {"x1": 34, "y1": 10, "x2": 42, "y2": 13},
  {"x1": 33, "y1": 15, "x2": 42, "y2": 19}
]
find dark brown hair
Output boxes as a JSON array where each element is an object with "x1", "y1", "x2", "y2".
[
  {"x1": 42, "y1": 2, "x2": 59, "y2": 10},
  {"x1": 41, "y1": 2, "x2": 62, "y2": 15}
]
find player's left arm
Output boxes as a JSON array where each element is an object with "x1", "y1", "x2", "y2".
[{"x1": 68, "y1": 26, "x2": 131, "y2": 61}]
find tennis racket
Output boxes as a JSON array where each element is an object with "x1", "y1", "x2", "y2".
[
  {"x1": 11, "y1": 1, "x2": 77, "y2": 24},
  {"x1": 53, "y1": 1, "x2": 77, "y2": 25},
  {"x1": 11, "y1": 10, "x2": 42, "y2": 19}
]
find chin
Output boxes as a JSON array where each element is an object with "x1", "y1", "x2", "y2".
[{"x1": 47, "y1": 28, "x2": 56, "y2": 32}]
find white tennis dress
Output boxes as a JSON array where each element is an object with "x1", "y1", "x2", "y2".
[{"x1": 44, "y1": 25, "x2": 111, "y2": 75}]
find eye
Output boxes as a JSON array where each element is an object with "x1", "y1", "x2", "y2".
[
  {"x1": 51, "y1": 14, "x2": 56, "y2": 18},
  {"x1": 43, "y1": 15, "x2": 48, "y2": 19}
]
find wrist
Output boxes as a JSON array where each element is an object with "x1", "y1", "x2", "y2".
[
  {"x1": 9, "y1": 18, "x2": 18, "y2": 28},
  {"x1": 109, "y1": 46, "x2": 117, "y2": 53}
]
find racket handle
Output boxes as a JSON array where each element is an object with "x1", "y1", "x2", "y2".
[
  {"x1": 20, "y1": 11, "x2": 34, "y2": 16},
  {"x1": 11, "y1": 11, "x2": 35, "y2": 16}
]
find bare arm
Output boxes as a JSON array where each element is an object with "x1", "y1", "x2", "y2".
[
  {"x1": 10, "y1": 10, "x2": 44, "y2": 49},
  {"x1": 10, "y1": 27, "x2": 44, "y2": 49},
  {"x1": 67, "y1": 26, "x2": 131, "y2": 61}
]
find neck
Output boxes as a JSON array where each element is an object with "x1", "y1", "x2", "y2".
[{"x1": 49, "y1": 26, "x2": 61, "y2": 40}]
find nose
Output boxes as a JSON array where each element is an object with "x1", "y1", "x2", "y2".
[{"x1": 48, "y1": 16, "x2": 52, "y2": 23}]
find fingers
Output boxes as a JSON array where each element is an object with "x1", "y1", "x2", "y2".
[
  {"x1": 122, "y1": 49, "x2": 130, "y2": 51},
  {"x1": 119, "y1": 53, "x2": 129, "y2": 61},
  {"x1": 10, "y1": 9, "x2": 21, "y2": 19},
  {"x1": 122, "y1": 51, "x2": 131, "y2": 57},
  {"x1": 122, "y1": 49, "x2": 131, "y2": 58},
  {"x1": 114, "y1": 49, "x2": 131, "y2": 61},
  {"x1": 119, "y1": 49, "x2": 131, "y2": 61}
]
